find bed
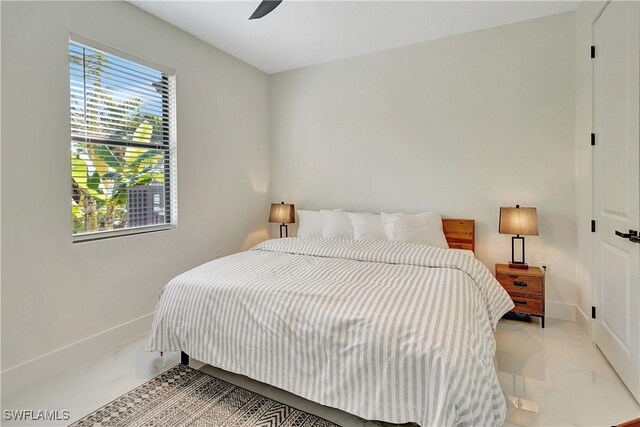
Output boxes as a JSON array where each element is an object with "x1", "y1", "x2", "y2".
[{"x1": 147, "y1": 219, "x2": 514, "y2": 427}]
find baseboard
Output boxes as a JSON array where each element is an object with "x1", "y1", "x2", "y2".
[
  {"x1": 575, "y1": 305, "x2": 592, "y2": 338},
  {"x1": 545, "y1": 301, "x2": 577, "y2": 321},
  {"x1": 1, "y1": 312, "x2": 154, "y2": 397},
  {"x1": 546, "y1": 302, "x2": 593, "y2": 338}
]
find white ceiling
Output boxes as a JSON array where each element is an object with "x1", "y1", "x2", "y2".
[{"x1": 131, "y1": 1, "x2": 578, "y2": 74}]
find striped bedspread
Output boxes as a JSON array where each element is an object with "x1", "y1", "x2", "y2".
[{"x1": 147, "y1": 238, "x2": 514, "y2": 427}]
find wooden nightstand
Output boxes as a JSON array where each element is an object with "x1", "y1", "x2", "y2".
[{"x1": 495, "y1": 264, "x2": 545, "y2": 328}]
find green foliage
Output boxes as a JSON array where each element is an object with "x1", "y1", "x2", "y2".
[{"x1": 71, "y1": 51, "x2": 165, "y2": 234}]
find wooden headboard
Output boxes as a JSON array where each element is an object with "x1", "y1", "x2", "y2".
[{"x1": 442, "y1": 219, "x2": 475, "y2": 252}]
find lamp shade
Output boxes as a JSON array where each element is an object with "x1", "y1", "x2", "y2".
[
  {"x1": 499, "y1": 206, "x2": 538, "y2": 236},
  {"x1": 269, "y1": 202, "x2": 295, "y2": 224}
]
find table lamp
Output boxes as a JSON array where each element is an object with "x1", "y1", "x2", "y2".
[
  {"x1": 499, "y1": 205, "x2": 538, "y2": 269},
  {"x1": 269, "y1": 202, "x2": 295, "y2": 238}
]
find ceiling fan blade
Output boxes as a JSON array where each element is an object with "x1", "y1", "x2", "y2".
[{"x1": 249, "y1": 0, "x2": 282, "y2": 20}]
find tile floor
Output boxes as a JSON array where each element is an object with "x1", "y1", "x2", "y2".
[{"x1": 1, "y1": 318, "x2": 638, "y2": 426}]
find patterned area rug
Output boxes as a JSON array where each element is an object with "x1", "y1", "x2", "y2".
[{"x1": 70, "y1": 364, "x2": 339, "y2": 427}]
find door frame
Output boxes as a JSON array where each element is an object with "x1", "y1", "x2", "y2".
[{"x1": 590, "y1": 0, "x2": 611, "y2": 343}]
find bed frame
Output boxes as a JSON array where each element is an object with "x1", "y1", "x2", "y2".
[{"x1": 180, "y1": 218, "x2": 475, "y2": 366}]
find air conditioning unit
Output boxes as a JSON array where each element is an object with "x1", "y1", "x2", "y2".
[{"x1": 127, "y1": 184, "x2": 165, "y2": 228}]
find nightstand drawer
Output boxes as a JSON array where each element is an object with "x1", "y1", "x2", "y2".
[
  {"x1": 497, "y1": 273, "x2": 543, "y2": 294},
  {"x1": 508, "y1": 292, "x2": 544, "y2": 315}
]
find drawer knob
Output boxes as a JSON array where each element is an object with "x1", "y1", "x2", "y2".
[
  {"x1": 514, "y1": 300, "x2": 528, "y2": 305},
  {"x1": 513, "y1": 281, "x2": 528, "y2": 288}
]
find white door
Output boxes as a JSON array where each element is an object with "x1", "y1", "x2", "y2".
[{"x1": 593, "y1": 0, "x2": 640, "y2": 404}]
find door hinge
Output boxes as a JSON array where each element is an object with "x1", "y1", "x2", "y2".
[
  {"x1": 591, "y1": 45, "x2": 596, "y2": 58},
  {"x1": 592, "y1": 306, "x2": 596, "y2": 319},
  {"x1": 591, "y1": 133, "x2": 595, "y2": 146},
  {"x1": 591, "y1": 220, "x2": 596, "y2": 232}
]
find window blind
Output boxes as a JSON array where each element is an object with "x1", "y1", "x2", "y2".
[{"x1": 69, "y1": 36, "x2": 176, "y2": 240}]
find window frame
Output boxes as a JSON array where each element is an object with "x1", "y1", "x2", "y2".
[{"x1": 69, "y1": 34, "x2": 177, "y2": 243}]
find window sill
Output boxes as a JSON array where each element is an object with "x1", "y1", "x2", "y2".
[{"x1": 72, "y1": 224, "x2": 175, "y2": 243}]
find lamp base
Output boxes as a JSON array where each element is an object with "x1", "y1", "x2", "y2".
[{"x1": 508, "y1": 262, "x2": 529, "y2": 270}]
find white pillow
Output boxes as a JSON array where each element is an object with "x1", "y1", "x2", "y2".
[
  {"x1": 348, "y1": 213, "x2": 387, "y2": 241},
  {"x1": 321, "y1": 210, "x2": 353, "y2": 239},
  {"x1": 381, "y1": 212, "x2": 449, "y2": 248},
  {"x1": 296, "y1": 210, "x2": 323, "y2": 238}
]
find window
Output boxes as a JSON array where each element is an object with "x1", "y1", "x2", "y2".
[{"x1": 69, "y1": 35, "x2": 176, "y2": 241}]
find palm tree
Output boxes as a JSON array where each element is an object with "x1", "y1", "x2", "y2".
[{"x1": 70, "y1": 48, "x2": 165, "y2": 234}]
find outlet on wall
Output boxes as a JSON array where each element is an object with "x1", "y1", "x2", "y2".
[{"x1": 540, "y1": 262, "x2": 550, "y2": 276}]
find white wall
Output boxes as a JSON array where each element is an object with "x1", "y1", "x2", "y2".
[
  {"x1": 270, "y1": 13, "x2": 578, "y2": 313},
  {"x1": 1, "y1": 0, "x2": 269, "y2": 388},
  {"x1": 573, "y1": 1, "x2": 607, "y2": 336}
]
